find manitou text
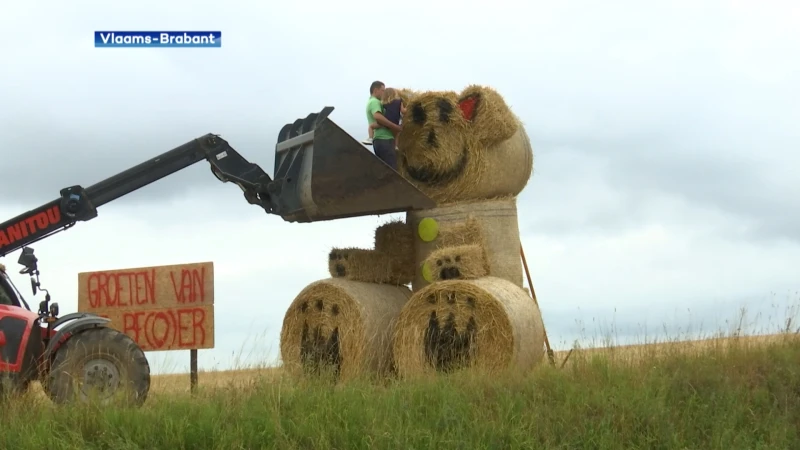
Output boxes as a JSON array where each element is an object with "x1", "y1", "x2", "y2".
[
  {"x1": 77, "y1": 261, "x2": 215, "y2": 351},
  {"x1": 0, "y1": 204, "x2": 61, "y2": 250}
]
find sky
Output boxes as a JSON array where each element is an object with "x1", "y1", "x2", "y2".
[{"x1": 1, "y1": 0, "x2": 799, "y2": 375}]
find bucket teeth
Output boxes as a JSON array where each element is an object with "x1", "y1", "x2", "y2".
[
  {"x1": 271, "y1": 106, "x2": 436, "y2": 222},
  {"x1": 277, "y1": 107, "x2": 335, "y2": 143}
]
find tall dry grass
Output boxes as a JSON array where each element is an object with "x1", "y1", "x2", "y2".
[{"x1": 3, "y1": 299, "x2": 799, "y2": 449}]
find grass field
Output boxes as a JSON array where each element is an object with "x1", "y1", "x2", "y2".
[{"x1": 4, "y1": 313, "x2": 800, "y2": 449}]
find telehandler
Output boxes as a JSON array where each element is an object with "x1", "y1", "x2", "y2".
[{"x1": 0, "y1": 108, "x2": 435, "y2": 405}]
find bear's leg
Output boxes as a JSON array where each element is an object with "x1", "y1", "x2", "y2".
[{"x1": 328, "y1": 247, "x2": 410, "y2": 285}]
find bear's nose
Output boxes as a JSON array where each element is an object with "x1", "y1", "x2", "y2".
[
  {"x1": 440, "y1": 267, "x2": 461, "y2": 280},
  {"x1": 427, "y1": 130, "x2": 438, "y2": 148}
]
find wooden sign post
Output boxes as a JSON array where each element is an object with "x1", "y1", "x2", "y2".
[{"x1": 77, "y1": 261, "x2": 215, "y2": 394}]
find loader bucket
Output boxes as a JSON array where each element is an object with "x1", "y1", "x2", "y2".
[{"x1": 270, "y1": 107, "x2": 436, "y2": 223}]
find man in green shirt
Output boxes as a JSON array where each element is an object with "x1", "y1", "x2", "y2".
[{"x1": 365, "y1": 80, "x2": 402, "y2": 169}]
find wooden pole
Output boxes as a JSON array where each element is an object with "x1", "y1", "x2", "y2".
[
  {"x1": 559, "y1": 348, "x2": 574, "y2": 369},
  {"x1": 190, "y1": 349, "x2": 198, "y2": 395},
  {"x1": 520, "y1": 246, "x2": 556, "y2": 366}
]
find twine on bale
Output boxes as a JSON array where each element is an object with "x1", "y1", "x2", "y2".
[
  {"x1": 280, "y1": 278, "x2": 411, "y2": 381},
  {"x1": 392, "y1": 276, "x2": 546, "y2": 378}
]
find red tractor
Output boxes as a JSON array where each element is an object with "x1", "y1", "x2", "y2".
[{"x1": 0, "y1": 246, "x2": 150, "y2": 405}]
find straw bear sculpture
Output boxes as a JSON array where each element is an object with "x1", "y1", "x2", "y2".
[{"x1": 280, "y1": 85, "x2": 546, "y2": 380}]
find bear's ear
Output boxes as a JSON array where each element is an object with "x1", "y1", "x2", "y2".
[
  {"x1": 457, "y1": 85, "x2": 518, "y2": 144},
  {"x1": 458, "y1": 94, "x2": 480, "y2": 122}
]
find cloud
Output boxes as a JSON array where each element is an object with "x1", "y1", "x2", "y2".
[{"x1": 0, "y1": 0, "x2": 798, "y2": 373}]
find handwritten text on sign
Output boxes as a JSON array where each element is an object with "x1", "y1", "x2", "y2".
[{"x1": 77, "y1": 262, "x2": 214, "y2": 351}]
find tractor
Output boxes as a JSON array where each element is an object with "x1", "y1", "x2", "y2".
[{"x1": 0, "y1": 247, "x2": 149, "y2": 405}]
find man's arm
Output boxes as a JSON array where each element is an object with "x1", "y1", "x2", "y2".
[
  {"x1": 368, "y1": 99, "x2": 401, "y2": 133},
  {"x1": 373, "y1": 111, "x2": 401, "y2": 132}
]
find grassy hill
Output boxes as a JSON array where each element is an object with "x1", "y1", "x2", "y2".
[{"x1": 4, "y1": 330, "x2": 799, "y2": 449}]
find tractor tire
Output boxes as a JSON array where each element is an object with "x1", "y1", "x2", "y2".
[{"x1": 45, "y1": 326, "x2": 150, "y2": 407}]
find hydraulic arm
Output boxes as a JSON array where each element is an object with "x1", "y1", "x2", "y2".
[
  {"x1": 0, "y1": 107, "x2": 436, "y2": 258},
  {"x1": 0, "y1": 134, "x2": 273, "y2": 258}
]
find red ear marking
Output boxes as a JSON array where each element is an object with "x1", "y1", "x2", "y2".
[{"x1": 458, "y1": 95, "x2": 479, "y2": 121}]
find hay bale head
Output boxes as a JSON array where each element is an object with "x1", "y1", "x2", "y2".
[
  {"x1": 280, "y1": 278, "x2": 411, "y2": 380},
  {"x1": 392, "y1": 277, "x2": 545, "y2": 378},
  {"x1": 407, "y1": 198, "x2": 523, "y2": 291},
  {"x1": 424, "y1": 244, "x2": 489, "y2": 283},
  {"x1": 397, "y1": 85, "x2": 534, "y2": 204}
]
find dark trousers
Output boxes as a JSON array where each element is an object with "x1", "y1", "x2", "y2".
[{"x1": 373, "y1": 138, "x2": 397, "y2": 170}]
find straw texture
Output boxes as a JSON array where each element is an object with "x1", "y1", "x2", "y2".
[
  {"x1": 396, "y1": 85, "x2": 534, "y2": 204},
  {"x1": 280, "y1": 278, "x2": 411, "y2": 380},
  {"x1": 392, "y1": 276, "x2": 546, "y2": 378},
  {"x1": 407, "y1": 198, "x2": 523, "y2": 291}
]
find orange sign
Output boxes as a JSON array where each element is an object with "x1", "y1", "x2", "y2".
[{"x1": 78, "y1": 262, "x2": 214, "y2": 351}]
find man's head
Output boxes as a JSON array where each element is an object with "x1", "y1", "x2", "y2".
[{"x1": 370, "y1": 81, "x2": 385, "y2": 98}]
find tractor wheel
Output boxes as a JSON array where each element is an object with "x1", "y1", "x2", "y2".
[{"x1": 45, "y1": 326, "x2": 150, "y2": 406}]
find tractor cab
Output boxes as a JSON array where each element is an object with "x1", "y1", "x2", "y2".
[
  {"x1": 0, "y1": 271, "x2": 21, "y2": 308},
  {"x1": 0, "y1": 247, "x2": 60, "y2": 326}
]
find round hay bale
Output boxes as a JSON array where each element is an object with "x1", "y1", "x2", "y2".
[
  {"x1": 406, "y1": 198, "x2": 523, "y2": 291},
  {"x1": 392, "y1": 276, "x2": 546, "y2": 378},
  {"x1": 396, "y1": 85, "x2": 533, "y2": 204},
  {"x1": 280, "y1": 278, "x2": 411, "y2": 380}
]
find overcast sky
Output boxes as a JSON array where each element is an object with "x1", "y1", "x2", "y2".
[{"x1": 1, "y1": 0, "x2": 798, "y2": 374}]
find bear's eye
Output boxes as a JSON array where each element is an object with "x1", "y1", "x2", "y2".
[
  {"x1": 437, "y1": 99, "x2": 453, "y2": 123},
  {"x1": 411, "y1": 103, "x2": 427, "y2": 124}
]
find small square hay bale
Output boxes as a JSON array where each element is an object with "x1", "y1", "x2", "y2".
[
  {"x1": 329, "y1": 247, "x2": 412, "y2": 286},
  {"x1": 374, "y1": 220, "x2": 413, "y2": 256}
]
